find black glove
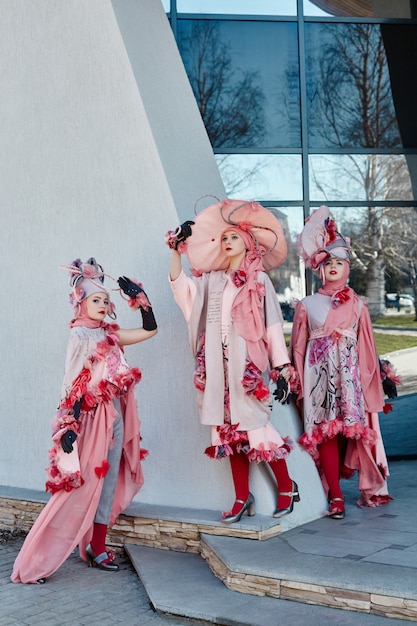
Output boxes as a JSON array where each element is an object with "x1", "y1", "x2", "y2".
[
  {"x1": 273, "y1": 376, "x2": 290, "y2": 404},
  {"x1": 118, "y1": 276, "x2": 157, "y2": 331},
  {"x1": 118, "y1": 276, "x2": 144, "y2": 298},
  {"x1": 73, "y1": 399, "x2": 82, "y2": 420},
  {"x1": 61, "y1": 430, "x2": 77, "y2": 454},
  {"x1": 140, "y1": 307, "x2": 157, "y2": 331},
  {"x1": 175, "y1": 220, "x2": 195, "y2": 249},
  {"x1": 383, "y1": 377, "x2": 397, "y2": 399}
]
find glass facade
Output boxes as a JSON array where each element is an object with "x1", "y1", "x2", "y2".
[{"x1": 166, "y1": 1, "x2": 417, "y2": 310}]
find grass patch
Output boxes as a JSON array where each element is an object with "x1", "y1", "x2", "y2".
[
  {"x1": 374, "y1": 314, "x2": 417, "y2": 327},
  {"x1": 373, "y1": 333, "x2": 417, "y2": 356},
  {"x1": 285, "y1": 333, "x2": 417, "y2": 353}
]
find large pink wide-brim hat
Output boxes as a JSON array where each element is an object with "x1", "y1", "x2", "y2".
[{"x1": 186, "y1": 198, "x2": 287, "y2": 272}]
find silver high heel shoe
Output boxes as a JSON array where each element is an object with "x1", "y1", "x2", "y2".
[
  {"x1": 273, "y1": 481, "x2": 300, "y2": 518},
  {"x1": 86, "y1": 543, "x2": 119, "y2": 571},
  {"x1": 221, "y1": 492, "x2": 255, "y2": 524}
]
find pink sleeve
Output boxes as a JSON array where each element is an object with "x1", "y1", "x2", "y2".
[
  {"x1": 267, "y1": 322, "x2": 290, "y2": 368},
  {"x1": 289, "y1": 302, "x2": 309, "y2": 402},
  {"x1": 169, "y1": 270, "x2": 197, "y2": 321},
  {"x1": 357, "y1": 303, "x2": 384, "y2": 412}
]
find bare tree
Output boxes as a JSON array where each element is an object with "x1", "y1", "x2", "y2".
[
  {"x1": 179, "y1": 20, "x2": 266, "y2": 148},
  {"x1": 308, "y1": 23, "x2": 412, "y2": 318},
  {"x1": 178, "y1": 20, "x2": 268, "y2": 194}
]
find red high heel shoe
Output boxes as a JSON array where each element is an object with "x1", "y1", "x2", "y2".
[{"x1": 328, "y1": 497, "x2": 345, "y2": 519}]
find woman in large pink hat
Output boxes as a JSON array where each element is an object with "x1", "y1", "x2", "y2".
[
  {"x1": 290, "y1": 206, "x2": 396, "y2": 520},
  {"x1": 12, "y1": 258, "x2": 157, "y2": 583},
  {"x1": 166, "y1": 198, "x2": 300, "y2": 523}
]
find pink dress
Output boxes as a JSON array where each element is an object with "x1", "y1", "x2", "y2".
[
  {"x1": 11, "y1": 323, "x2": 145, "y2": 584},
  {"x1": 291, "y1": 294, "x2": 391, "y2": 506}
]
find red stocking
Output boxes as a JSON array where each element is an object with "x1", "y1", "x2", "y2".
[
  {"x1": 91, "y1": 523, "x2": 109, "y2": 559},
  {"x1": 229, "y1": 453, "x2": 250, "y2": 514},
  {"x1": 269, "y1": 459, "x2": 293, "y2": 509},
  {"x1": 318, "y1": 436, "x2": 343, "y2": 500}
]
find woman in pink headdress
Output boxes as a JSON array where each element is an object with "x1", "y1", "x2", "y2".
[
  {"x1": 290, "y1": 206, "x2": 395, "y2": 520},
  {"x1": 12, "y1": 258, "x2": 157, "y2": 584},
  {"x1": 166, "y1": 199, "x2": 300, "y2": 523}
]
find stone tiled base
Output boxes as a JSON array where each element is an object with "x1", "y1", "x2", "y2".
[
  {"x1": 0, "y1": 496, "x2": 281, "y2": 554},
  {"x1": 0, "y1": 498, "x2": 44, "y2": 533},
  {"x1": 200, "y1": 536, "x2": 417, "y2": 622}
]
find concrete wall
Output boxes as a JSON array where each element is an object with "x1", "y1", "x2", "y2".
[{"x1": 0, "y1": 0, "x2": 325, "y2": 524}]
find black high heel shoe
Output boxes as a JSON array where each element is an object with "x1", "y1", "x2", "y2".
[
  {"x1": 273, "y1": 481, "x2": 300, "y2": 518},
  {"x1": 86, "y1": 543, "x2": 119, "y2": 571},
  {"x1": 221, "y1": 492, "x2": 255, "y2": 524}
]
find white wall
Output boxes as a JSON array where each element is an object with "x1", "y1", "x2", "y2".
[{"x1": 0, "y1": 0, "x2": 325, "y2": 523}]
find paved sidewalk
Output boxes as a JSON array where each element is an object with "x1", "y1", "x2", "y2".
[{"x1": 0, "y1": 539, "x2": 210, "y2": 626}]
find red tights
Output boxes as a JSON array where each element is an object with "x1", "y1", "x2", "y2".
[
  {"x1": 91, "y1": 523, "x2": 109, "y2": 560},
  {"x1": 318, "y1": 435, "x2": 343, "y2": 500},
  {"x1": 229, "y1": 453, "x2": 293, "y2": 513}
]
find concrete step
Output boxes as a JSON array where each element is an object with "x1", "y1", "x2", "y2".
[{"x1": 126, "y1": 542, "x2": 406, "y2": 625}]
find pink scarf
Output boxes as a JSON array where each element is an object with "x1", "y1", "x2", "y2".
[
  {"x1": 70, "y1": 299, "x2": 107, "y2": 329},
  {"x1": 229, "y1": 229, "x2": 269, "y2": 371},
  {"x1": 318, "y1": 261, "x2": 359, "y2": 335}
]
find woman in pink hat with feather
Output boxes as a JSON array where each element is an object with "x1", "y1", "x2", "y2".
[{"x1": 166, "y1": 198, "x2": 300, "y2": 523}]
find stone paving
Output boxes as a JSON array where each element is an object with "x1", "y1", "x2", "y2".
[{"x1": 0, "y1": 537, "x2": 211, "y2": 626}]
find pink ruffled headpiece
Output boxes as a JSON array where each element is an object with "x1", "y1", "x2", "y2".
[
  {"x1": 297, "y1": 205, "x2": 351, "y2": 271},
  {"x1": 60, "y1": 257, "x2": 117, "y2": 326}
]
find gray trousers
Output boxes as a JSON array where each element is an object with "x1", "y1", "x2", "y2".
[{"x1": 94, "y1": 398, "x2": 124, "y2": 525}]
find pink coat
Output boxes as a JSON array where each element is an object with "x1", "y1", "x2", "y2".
[{"x1": 170, "y1": 269, "x2": 289, "y2": 431}]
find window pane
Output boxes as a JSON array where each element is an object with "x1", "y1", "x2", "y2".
[
  {"x1": 304, "y1": 0, "x2": 415, "y2": 18},
  {"x1": 177, "y1": 1, "x2": 297, "y2": 15},
  {"x1": 305, "y1": 23, "x2": 417, "y2": 150},
  {"x1": 309, "y1": 154, "x2": 415, "y2": 202},
  {"x1": 177, "y1": 19, "x2": 300, "y2": 149},
  {"x1": 215, "y1": 154, "x2": 303, "y2": 201},
  {"x1": 267, "y1": 206, "x2": 306, "y2": 307}
]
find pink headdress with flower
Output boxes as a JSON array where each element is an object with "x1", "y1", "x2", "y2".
[{"x1": 297, "y1": 205, "x2": 351, "y2": 271}]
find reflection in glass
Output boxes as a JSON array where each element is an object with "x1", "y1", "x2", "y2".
[
  {"x1": 214, "y1": 154, "x2": 302, "y2": 202},
  {"x1": 266, "y1": 206, "x2": 305, "y2": 306},
  {"x1": 305, "y1": 23, "x2": 403, "y2": 149},
  {"x1": 177, "y1": 0, "x2": 297, "y2": 15},
  {"x1": 304, "y1": 0, "x2": 415, "y2": 18},
  {"x1": 309, "y1": 154, "x2": 414, "y2": 202},
  {"x1": 177, "y1": 19, "x2": 300, "y2": 148}
]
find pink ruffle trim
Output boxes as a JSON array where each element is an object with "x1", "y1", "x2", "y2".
[
  {"x1": 299, "y1": 419, "x2": 377, "y2": 460},
  {"x1": 205, "y1": 426, "x2": 293, "y2": 463},
  {"x1": 246, "y1": 437, "x2": 293, "y2": 463},
  {"x1": 357, "y1": 493, "x2": 393, "y2": 507}
]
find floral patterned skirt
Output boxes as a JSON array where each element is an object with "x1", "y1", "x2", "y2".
[
  {"x1": 203, "y1": 341, "x2": 293, "y2": 463},
  {"x1": 299, "y1": 333, "x2": 376, "y2": 460}
]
